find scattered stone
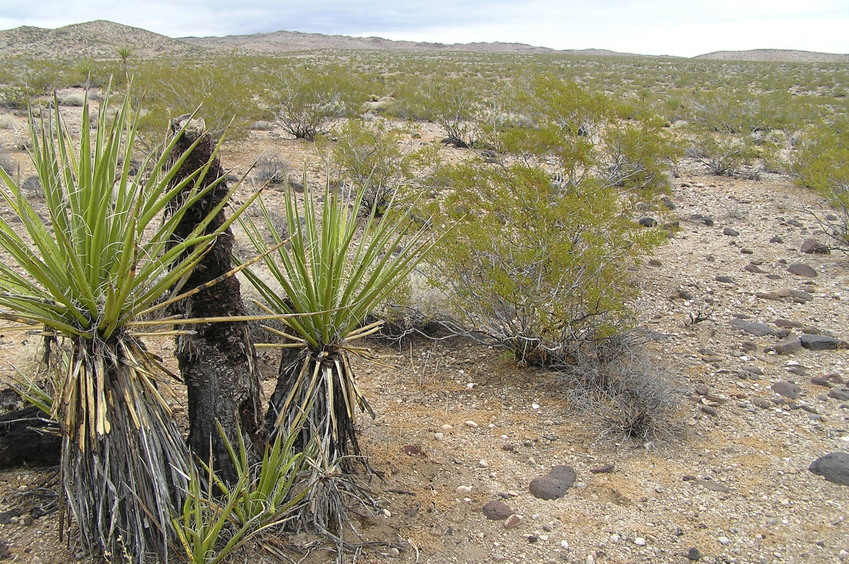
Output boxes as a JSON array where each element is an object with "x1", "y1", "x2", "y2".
[
  {"x1": 723, "y1": 227, "x2": 739, "y2": 236},
  {"x1": 772, "y1": 381, "x2": 801, "y2": 399},
  {"x1": 787, "y1": 263, "x2": 817, "y2": 278},
  {"x1": 639, "y1": 217, "x2": 657, "y2": 228},
  {"x1": 811, "y1": 377, "x2": 834, "y2": 388},
  {"x1": 590, "y1": 464, "x2": 615, "y2": 474},
  {"x1": 825, "y1": 373, "x2": 845, "y2": 385},
  {"x1": 695, "y1": 479, "x2": 732, "y2": 493},
  {"x1": 689, "y1": 214, "x2": 714, "y2": 226},
  {"x1": 482, "y1": 500, "x2": 514, "y2": 520},
  {"x1": 715, "y1": 275, "x2": 734, "y2": 284},
  {"x1": 752, "y1": 398, "x2": 772, "y2": 409},
  {"x1": 677, "y1": 287, "x2": 695, "y2": 300},
  {"x1": 700, "y1": 405, "x2": 718, "y2": 416},
  {"x1": 741, "y1": 366, "x2": 764, "y2": 377},
  {"x1": 529, "y1": 465, "x2": 577, "y2": 500},
  {"x1": 694, "y1": 384, "x2": 709, "y2": 396},
  {"x1": 800, "y1": 335, "x2": 846, "y2": 351},
  {"x1": 769, "y1": 235, "x2": 784, "y2": 243},
  {"x1": 464, "y1": 420, "x2": 479, "y2": 428},
  {"x1": 687, "y1": 547, "x2": 703, "y2": 560},
  {"x1": 740, "y1": 248, "x2": 754, "y2": 254},
  {"x1": 808, "y1": 452, "x2": 849, "y2": 486},
  {"x1": 402, "y1": 444, "x2": 422, "y2": 456},
  {"x1": 774, "y1": 318, "x2": 803, "y2": 328},
  {"x1": 504, "y1": 514, "x2": 523, "y2": 529},
  {"x1": 787, "y1": 364, "x2": 808, "y2": 377},
  {"x1": 648, "y1": 258, "x2": 662, "y2": 267},
  {"x1": 828, "y1": 388, "x2": 849, "y2": 401},
  {"x1": 634, "y1": 537, "x2": 647, "y2": 546},
  {"x1": 729, "y1": 319, "x2": 779, "y2": 337},
  {"x1": 744, "y1": 263, "x2": 766, "y2": 273},
  {"x1": 801, "y1": 238, "x2": 830, "y2": 254},
  {"x1": 774, "y1": 335, "x2": 802, "y2": 355}
]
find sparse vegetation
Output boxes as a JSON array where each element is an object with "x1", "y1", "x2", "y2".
[{"x1": 1, "y1": 30, "x2": 849, "y2": 563}]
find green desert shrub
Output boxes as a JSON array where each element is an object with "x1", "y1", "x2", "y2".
[
  {"x1": 271, "y1": 67, "x2": 361, "y2": 140},
  {"x1": 791, "y1": 119, "x2": 849, "y2": 248},
  {"x1": 599, "y1": 121, "x2": 680, "y2": 202},
  {"x1": 331, "y1": 118, "x2": 440, "y2": 215},
  {"x1": 687, "y1": 133, "x2": 760, "y2": 177},
  {"x1": 134, "y1": 61, "x2": 263, "y2": 141},
  {"x1": 427, "y1": 162, "x2": 663, "y2": 367}
]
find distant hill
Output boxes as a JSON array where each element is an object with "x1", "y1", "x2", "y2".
[
  {"x1": 181, "y1": 29, "x2": 555, "y2": 54},
  {"x1": 695, "y1": 49, "x2": 849, "y2": 63},
  {"x1": 0, "y1": 20, "x2": 646, "y2": 59},
  {"x1": 0, "y1": 20, "x2": 207, "y2": 59},
  {"x1": 0, "y1": 20, "x2": 846, "y2": 62}
]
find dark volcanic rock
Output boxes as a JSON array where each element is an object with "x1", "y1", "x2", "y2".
[
  {"x1": 808, "y1": 452, "x2": 849, "y2": 486},
  {"x1": 729, "y1": 319, "x2": 779, "y2": 337},
  {"x1": 774, "y1": 335, "x2": 802, "y2": 355},
  {"x1": 828, "y1": 388, "x2": 849, "y2": 401},
  {"x1": 787, "y1": 263, "x2": 817, "y2": 278},
  {"x1": 529, "y1": 465, "x2": 576, "y2": 500},
  {"x1": 799, "y1": 335, "x2": 846, "y2": 351},
  {"x1": 800, "y1": 238, "x2": 830, "y2": 254},
  {"x1": 723, "y1": 227, "x2": 739, "y2": 236},
  {"x1": 481, "y1": 500, "x2": 514, "y2": 520},
  {"x1": 771, "y1": 381, "x2": 801, "y2": 399}
]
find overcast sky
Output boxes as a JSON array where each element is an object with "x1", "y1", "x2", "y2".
[{"x1": 1, "y1": 0, "x2": 847, "y2": 57}]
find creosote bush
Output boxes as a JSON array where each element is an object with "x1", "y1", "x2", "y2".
[
  {"x1": 427, "y1": 162, "x2": 663, "y2": 366},
  {"x1": 687, "y1": 134, "x2": 760, "y2": 177},
  {"x1": 331, "y1": 118, "x2": 440, "y2": 215},
  {"x1": 791, "y1": 118, "x2": 849, "y2": 249},
  {"x1": 272, "y1": 67, "x2": 362, "y2": 140}
]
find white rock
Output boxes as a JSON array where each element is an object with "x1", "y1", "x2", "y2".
[
  {"x1": 635, "y1": 537, "x2": 647, "y2": 546},
  {"x1": 456, "y1": 485, "x2": 473, "y2": 495},
  {"x1": 465, "y1": 420, "x2": 479, "y2": 428}
]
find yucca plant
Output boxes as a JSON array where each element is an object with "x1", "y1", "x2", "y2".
[
  {"x1": 0, "y1": 88, "x2": 257, "y2": 562},
  {"x1": 174, "y1": 422, "x2": 310, "y2": 564},
  {"x1": 240, "y1": 181, "x2": 436, "y2": 536}
]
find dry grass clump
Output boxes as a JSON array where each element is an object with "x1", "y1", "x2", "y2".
[{"x1": 562, "y1": 335, "x2": 687, "y2": 445}]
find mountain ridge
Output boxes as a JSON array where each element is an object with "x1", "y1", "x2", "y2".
[{"x1": 0, "y1": 20, "x2": 847, "y2": 62}]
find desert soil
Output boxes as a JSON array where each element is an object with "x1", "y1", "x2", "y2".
[{"x1": 0, "y1": 92, "x2": 848, "y2": 563}]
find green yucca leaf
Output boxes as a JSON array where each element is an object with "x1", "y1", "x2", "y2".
[
  {"x1": 240, "y1": 179, "x2": 437, "y2": 350},
  {"x1": 0, "y1": 84, "x2": 253, "y2": 341}
]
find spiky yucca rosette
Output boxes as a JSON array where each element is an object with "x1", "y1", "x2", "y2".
[{"x1": 0, "y1": 87, "x2": 256, "y2": 561}]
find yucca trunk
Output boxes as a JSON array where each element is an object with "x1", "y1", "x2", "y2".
[
  {"x1": 60, "y1": 334, "x2": 190, "y2": 562},
  {"x1": 166, "y1": 118, "x2": 261, "y2": 484},
  {"x1": 266, "y1": 346, "x2": 362, "y2": 470}
]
